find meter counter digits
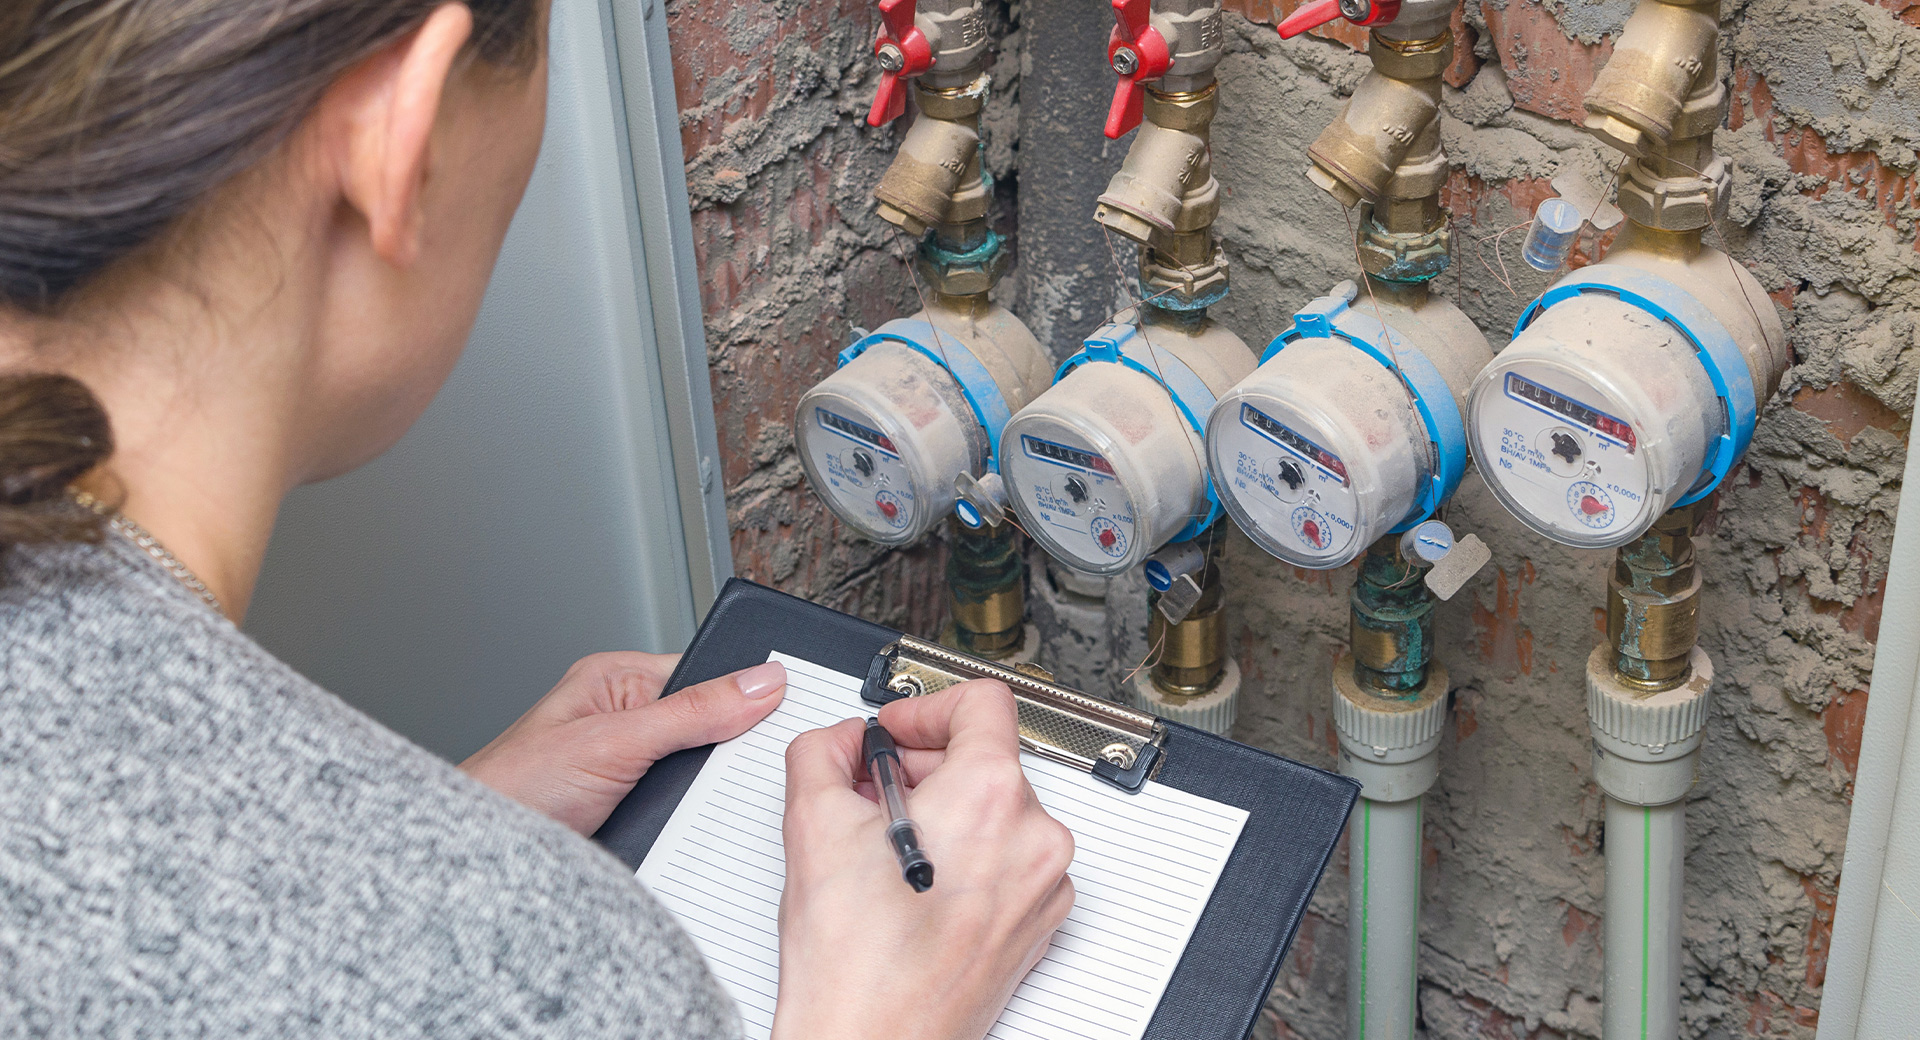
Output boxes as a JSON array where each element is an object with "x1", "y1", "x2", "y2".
[
  {"x1": 804, "y1": 405, "x2": 919, "y2": 535},
  {"x1": 1476, "y1": 370, "x2": 1650, "y2": 536},
  {"x1": 999, "y1": 319, "x2": 1250, "y2": 576}
]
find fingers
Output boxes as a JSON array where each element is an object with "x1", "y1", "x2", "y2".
[
  {"x1": 784, "y1": 718, "x2": 870, "y2": 812},
  {"x1": 574, "y1": 660, "x2": 786, "y2": 779},
  {"x1": 876, "y1": 679, "x2": 1021, "y2": 765}
]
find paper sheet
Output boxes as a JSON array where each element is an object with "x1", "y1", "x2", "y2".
[{"x1": 637, "y1": 653, "x2": 1249, "y2": 1040}]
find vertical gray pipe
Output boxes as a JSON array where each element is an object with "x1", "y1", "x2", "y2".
[{"x1": 1016, "y1": 0, "x2": 1129, "y2": 361}]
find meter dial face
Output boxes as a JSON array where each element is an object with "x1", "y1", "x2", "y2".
[
  {"x1": 1002, "y1": 432, "x2": 1137, "y2": 569},
  {"x1": 1212, "y1": 401, "x2": 1358, "y2": 565},
  {"x1": 800, "y1": 405, "x2": 916, "y2": 538},
  {"x1": 1472, "y1": 369, "x2": 1652, "y2": 545}
]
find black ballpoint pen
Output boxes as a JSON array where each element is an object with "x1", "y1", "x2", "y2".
[{"x1": 862, "y1": 718, "x2": 935, "y2": 892}]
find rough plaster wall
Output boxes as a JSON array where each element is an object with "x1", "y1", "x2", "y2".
[
  {"x1": 668, "y1": 0, "x2": 1919, "y2": 1036},
  {"x1": 1204, "y1": 3, "x2": 1918, "y2": 1037},
  {"x1": 665, "y1": 0, "x2": 1021, "y2": 629}
]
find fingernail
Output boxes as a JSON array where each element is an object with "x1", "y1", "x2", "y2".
[{"x1": 737, "y1": 661, "x2": 787, "y2": 699}]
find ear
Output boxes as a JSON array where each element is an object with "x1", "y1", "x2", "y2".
[{"x1": 323, "y1": 3, "x2": 475, "y2": 267}]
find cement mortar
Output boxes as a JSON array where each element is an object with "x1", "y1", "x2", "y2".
[{"x1": 675, "y1": 0, "x2": 1920, "y2": 1035}]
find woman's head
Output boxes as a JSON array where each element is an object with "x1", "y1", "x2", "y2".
[
  {"x1": 0, "y1": 0, "x2": 548, "y2": 551},
  {"x1": 0, "y1": 0, "x2": 543, "y2": 311}
]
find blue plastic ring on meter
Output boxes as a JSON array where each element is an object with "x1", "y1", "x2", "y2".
[
  {"x1": 839, "y1": 319, "x2": 1014, "y2": 473},
  {"x1": 1264, "y1": 295, "x2": 1469, "y2": 532},
  {"x1": 1054, "y1": 322, "x2": 1223, "y2": 544}
]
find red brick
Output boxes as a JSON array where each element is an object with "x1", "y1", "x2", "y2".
[
  {"x1": 1444, "y1": 2, "x2": 1483, "y2": 88},
  {"x1": 1745, "y1": 989, "x2": 1820, "y2": 1035},
  {"x1": 1799, "y1": 875, "x2": 1838, "y2": 990},
  {"x1": 1480, "y1": 0, "x2": 1612, "y2": 124},
  {"x1": 1791, "y1": 382, "x2": 1909, "y2": 448},
  {"x1": 1470, "y1": 562, "x2": 1537, "y2": 679},
  {"x1": 1561, "y1": 901, "x2": 1600, "y2": 948},
  {"x1": 1731, "y1": 68, "x2": 1920, "y2": 251},
  {"x1": 1871, "y1": 0, "x2": 1920, "y2": 26},
  {"x1": 1823, "y1": 687, "x2": 1869, "y2": 784}
]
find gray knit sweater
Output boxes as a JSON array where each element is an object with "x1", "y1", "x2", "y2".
[{"x1": 0, "y1": 536, "x2": 739, "y2": 1038}]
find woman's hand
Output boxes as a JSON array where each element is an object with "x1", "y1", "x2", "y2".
[
  {"x1": 773, "y1": 680, "x2": 1076, "y2": 1040},
  {"x1": 461, "y1": 653, "x2": 786, "y2": 834}
]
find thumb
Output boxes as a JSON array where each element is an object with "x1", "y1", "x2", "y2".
[{"x1": 579, "y1": 660, "x2": 787, "y2": 780}]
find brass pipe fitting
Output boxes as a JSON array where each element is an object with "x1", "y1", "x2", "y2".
[
  {"x1": 1607, "y1": 503, "x2": 1706, "y2": 690},
  {"x1": 1582, "y1": 0, "x2": 1724, "y2": 159},
  {"x1": 1150, "y1": 562, "x2": 1228, "y2": 695},
  {"x1": 873, "y1": 79, "x2": 988, "y2": 237},
  {"x1": 1350, "y1": 535, "x2": 1437, "y2": 695},
  {"x1": 1094, "y1": 87, "x2": 1221, "y2": 249},
  {"x1": 1305, "y1": 31, "x2": 1450, "y2": 209},
  {"x1": 1151, "y1": 0, "x2": 1228, "y2": 93},
  {"x1": 947, "y1": 517, "x2": 1028, "y2": 659},
  {"x1": 915, "y1": 0, "x2": 991, "y2": 89}
]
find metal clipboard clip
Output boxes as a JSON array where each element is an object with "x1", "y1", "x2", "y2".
[{"x1": 861, "y1": 634, "x2": 1167, "y2": 793}]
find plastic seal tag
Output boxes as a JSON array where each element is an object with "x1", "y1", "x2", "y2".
[
  {"x1": 840, "y1": 318, "x2": 1015, "y2": 472},
  {"x1": 1057, "y1": 322, "x2": 1223, "y2": 542},
  {"x1": 1516, "y1": 267, "x2": 1756, "y2": 506},
  {"x1": 1266, "y1": 300, "x2": 1470, "y2": 530}
]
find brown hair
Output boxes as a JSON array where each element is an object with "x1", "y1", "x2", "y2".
[{"x1": 0, "y1": 0, "x2": 541, "y2": 555}]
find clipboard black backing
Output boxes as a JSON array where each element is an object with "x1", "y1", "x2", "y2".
[{"x1": 595, "y1": 578, "x2": 1360, "y2": 1040}]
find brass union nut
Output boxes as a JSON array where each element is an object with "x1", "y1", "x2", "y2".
[{"x1": 915, "y1": 245, "x2": 1009, "y2": 297}]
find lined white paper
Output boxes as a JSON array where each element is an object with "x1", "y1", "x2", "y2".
[{"x1": 636, "y1": 653, "x2": 1249, "y2": 1040}]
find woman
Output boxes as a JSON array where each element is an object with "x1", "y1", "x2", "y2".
[{"x1": 0, "y1": 2, "x2": 1074, "y2": 1037}]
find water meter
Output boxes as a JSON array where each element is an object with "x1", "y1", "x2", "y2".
[
  {"x1": 1000, "y1": 317, "x2": 1254, "y2": 575},
  {"x1": 1206, "y1": 285, "x2": 1486, "y2": 569},
  {"x1": 796, "y1": 307, "x2": 1050, "y2": 545},
  {"x1": 1468, "y1": 259, "x2": 1783, "y2": 548}
]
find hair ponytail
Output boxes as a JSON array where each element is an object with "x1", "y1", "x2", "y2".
[{"x1": 0, "y1": 373, "x2": 113, "y2": 554}]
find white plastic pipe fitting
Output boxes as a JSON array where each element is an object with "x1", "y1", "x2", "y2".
[
  {"x1": 1586, "y1": 643, "x2": 1713, "y2": 1040},
  {"x1": 1333, "y1": 657, "x2": 1448, "y2": 1040}
]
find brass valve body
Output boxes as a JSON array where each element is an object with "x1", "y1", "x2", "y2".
[
  {"x1": 1306, "y1": 32, "x2": 1451, "y2": 209},
  {"x1": 947, "y1": 518, "x2": 1028, "y2": 660},
  {"x1": 1607, "y1": 503, "x2": 1706, "y2": 690},
  {"x1": 1582, "y1": 0, "x2": 1724, "y2": 157},
  {"x1": 1094, "y1": 87, "x2": 1221, "y2": 249},
  {"x1": 1149, "y1": 563, "x2": 1227, "y2": 695},
  {"x1": 874, "y1": 80, "x2": 989, "y2": 238}
]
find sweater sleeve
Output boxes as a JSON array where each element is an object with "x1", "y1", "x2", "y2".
[{"x1": 0, "y1": 539, "x2": 741, "y2": 1040}]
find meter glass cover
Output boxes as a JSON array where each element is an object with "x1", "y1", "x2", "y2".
[
  {"x1": 1004, "y1": 431, "x2": 1139, "y2": 571},
  {"x1": 1472, "y1": 365, "x2": 1655, "y2": 546},
  {"x1": 1212, "y1": 401, "x2": 1361, "y2": 565},
  {"x1": 800, "y1": 404, "x2": 918, "y2": 539}
]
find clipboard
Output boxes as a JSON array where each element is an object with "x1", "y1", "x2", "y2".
[{"x1": 595, "y1": 578, "x2": 1361, "y2": 1040}]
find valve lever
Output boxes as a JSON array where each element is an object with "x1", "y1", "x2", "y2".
[
  {"x1": 1275, "y1": 0, "x2": 1400, "y2": 39},
  {"x1": 869, "y1": 0, "x2": 933, "y2": 127},
  {"x1": 1104, "y1": 0, "x2": 1170, "y2": 138}
]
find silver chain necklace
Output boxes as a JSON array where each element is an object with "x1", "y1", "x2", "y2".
[{"x1": 68, "y1": 489, "x2": 225, "y2": 614}]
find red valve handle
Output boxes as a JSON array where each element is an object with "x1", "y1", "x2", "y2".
[
  {"x1": 868, "y1": 0, "x2": 934, "y2": 126},
  {"x1": 1104, "y1": 0, "x2": 1171, "y2": 138},
  {"x1": 1275, "y1": 0, "x2": 1400, "y2": 39}
]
